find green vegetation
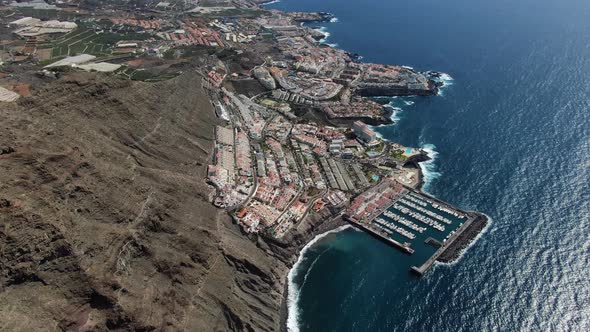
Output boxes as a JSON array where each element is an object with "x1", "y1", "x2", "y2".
[
  {"x1": 14, "y1": 7, "x2": 79, "y2": 21},
  {"x1": 307, "y1": 187, "x2": 321, "y2": 197},
  {"x1": 261, "y1": 143, "x2": 270, "y2": 152},
  {"x1": 258, "y1": 98, "x2": 278, "y2": 107},
  {"x1": 365, "y1": 142, "x2": 385, "y2": 157},
  {"x1": 373, "y1": 142, "x2": 385, "y2": 153},
  {"x1": 391, "y1": 149, "x2": 407, "y2": 161},
  {"x1": 198, "y1": 0, "x2": 233, "y2": 7},
  {"x1": 39, "y1": 28, "x2": 109, "y2": 58},
  {"x1": 163, "y1": 48, "x2": 178, "y2": 60},
  {"x1": 129, "y1": 69, "x2": 155, "y2": 81},
  {"x1": 163, "y1": 45, "x2": 217, "y2": 60},
  {"x1": 258, "y1": 98, "x2": 289, "y2": 109},
  {"x1": 39, "y1": 22, "x2": 154, "y2": 60}
]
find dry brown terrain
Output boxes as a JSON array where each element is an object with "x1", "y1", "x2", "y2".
[{"x1": 0, "y1": 72, "x2": 292, "y2": 331}]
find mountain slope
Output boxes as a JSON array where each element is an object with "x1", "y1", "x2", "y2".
[{"x1": 0, "y1": 72, "x2": 287, "y2": 331}]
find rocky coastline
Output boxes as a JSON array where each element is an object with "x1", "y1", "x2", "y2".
[
  {"x1": 356, "y1": 83, "x2": 439, "y2": 97},
  {"x1": 228, "y1": 3, "x2": 486, "y2": 330},
  {"x1": 275, "y1": 214, "x2": 348, "y2": 332},
  {"x1": 296, "y1": 106, "x2": 395, "y2": 127},
  {"x1": 0, "y1": 2, "x2": 490, "y2": 332},
  {"x1": 291, "y1": 12, "x2": 335, "y2": 23},
  {"x1": 275, "y1": 154, "x2": 489, "y2": 331}
]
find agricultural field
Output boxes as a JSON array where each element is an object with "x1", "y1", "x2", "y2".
[
  {"x1": 11, "y1": 7, "x2": 80, "y2": 21},
  {"x1": 37, "y1": 24, "x2": 155, "y2": 60}
]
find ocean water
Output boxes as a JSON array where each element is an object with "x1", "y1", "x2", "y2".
[{"x1": 266, "y1": 0, "x2": 590, "y2": 331}]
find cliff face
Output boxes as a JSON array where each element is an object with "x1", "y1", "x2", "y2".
[
  {"x1": 356, "y1": 85, "x2": 437, "y2": 97},
  {"x1": 0, "y1": 72, "x2": 291, "y2": 331}
]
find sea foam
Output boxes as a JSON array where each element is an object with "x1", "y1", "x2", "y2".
[
  {"x1": 419, "y1": 143, "x2": 442, "y2": 193},
  {"x1": 314, "y1": 27, "x2": 339, "y2": 47},
  {"x1": 371, "y1": 128, "x2": 389, "y2": 140},
  {"x1": 434, "y1": 72, "x2": 454, "y2": 96},
  {"x1": 286, "y1": 225, "x2": 355, "y2": 332},
  {"x1": 434, "y1": 213, "x2": 493, "y2": 268},
  {"x1": 316, "y1": 27, "x2": 330, "y2": 41},
  {"x1": 383, "y1": 101, "x2": 403, "y2": 122}
]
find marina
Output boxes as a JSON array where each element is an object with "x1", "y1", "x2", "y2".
[
  {"x1": 345, "y1": 180, "x2": 478, "y2": 275},
  {"x1": 391, "y1": 203, "x2": 445, "y2": 231},
  {"x1": 383, "y1": 210, "x2": 426, "y2": 233},
  {"x1": 375, "y1": 218, "x2": 416, "y2": 240}
]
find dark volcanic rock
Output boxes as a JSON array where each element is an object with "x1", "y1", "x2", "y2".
[
  {"x1": 0, "y1": 199, "x2": 10, "y2": 208},
  {"x1": 437, "y1": 213, "x2": 489, "y2": 263},
  {"x1": 0, "y1": 146, "x2": 15, "y2": 155},
  {"x1": 356, "y1": 85, "x2": 438, "y2": 97}
]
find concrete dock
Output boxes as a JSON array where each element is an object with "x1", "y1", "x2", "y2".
[
  {"x1": 345, "y1": 180, "x2": 482, "y2": 275},
  {"x1": 348, "y1": 219, "x2": 415, "y2": 254},
  {"x1": 425, "y1": 237, "x2": 443, "y2": 248},
  {"x1": 410, "y1": 214, "x2": 475, "y2": 275}
]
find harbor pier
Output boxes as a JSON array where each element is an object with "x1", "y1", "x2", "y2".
[
  {"x1": 346, "y1": 179, "x2": 484, "y2": 276},
  {"x1": 410, "y1": 213, "x2": 475, "y2": 275},
  {"x1": 348, "y1": 219, "x2": 415, "y2": 254}
]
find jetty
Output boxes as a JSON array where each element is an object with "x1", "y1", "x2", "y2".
[
  {"x1": 345, "y1": 179, "x2": 480, "y2": 275},
  {"x1": 410, "y1": 214, "x2": 475, "y2": 275},
  {"x1": 348, "y1": 218, "x2": 415, "y2": 254}
]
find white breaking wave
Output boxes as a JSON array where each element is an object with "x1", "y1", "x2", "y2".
[
  {"x1": 330, "y1": 17, "x2": 339, "y2": 23},
  {"x1": 419, "y1": 143, "x2": 442, "y2": 193},
  {"x1": 261, "y1": 0, "x2": 280, "y2": 5},
  {"x1": 403, "y1": 100, "x2": 415, "y2": 106},
  {"x1": 315, "y1": 27, "x2": 330, "y2": 42},
  {"x1": 439, "y1": 72, "x2": 454, "y2": 83},
  {"x1": 383, "y1": 101, "x2": 403, "y2": 122},
  {"x1": 389, "y1": 107, "x2": 402, "y2": 122},
  {"x1": 318, "y1": 26, "x2": 329, "y2": 33},
  {"x1": 371, "y1": 128, "x2": 390, "y2": 141},
  {"x1": 435, "y1": 72, "x2": 454, "y2": 96},
  {"x1": 286, "y1": 225, "x2": 355, "y2": 332},
  {"x1": 314, "y1": 27, "x2": 339, "y2": 47},
  {"x1": 390, "y1": 107, "x2": 402, "y2": 122},
  {"x1": 434, "y1": 213, "x2": 493, "y2": 268},
  {"x1": 402, "y1": 65, "x2": 414, "y2": 70}
]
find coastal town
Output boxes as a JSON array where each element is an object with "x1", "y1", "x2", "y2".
[{"x1": 0, "y1": 0, "x2": 486, "y2": 274}]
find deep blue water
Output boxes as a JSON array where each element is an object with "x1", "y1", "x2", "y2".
[{"x1": 266, "y1": 0, "x2": 590, "y2": 331}]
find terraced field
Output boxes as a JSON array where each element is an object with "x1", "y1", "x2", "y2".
[{"x1": 38, "y1": 26, "x2": 153, "y2": 60}]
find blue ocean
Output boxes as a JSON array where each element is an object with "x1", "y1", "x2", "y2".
[{"x1": 265, "y1": 0, "x2": 590, "y2": 331}]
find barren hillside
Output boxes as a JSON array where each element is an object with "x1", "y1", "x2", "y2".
[{"x1": 0, "y1": 72, "x2": 289, "y2": 331}]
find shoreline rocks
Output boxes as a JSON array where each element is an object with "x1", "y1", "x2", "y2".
[
  {"x1": 356, "y1": 84, "x2": 438, "y2": 97},
  {"x1": 437, "y1": 213, "x2": 489, "y2": 263}
]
